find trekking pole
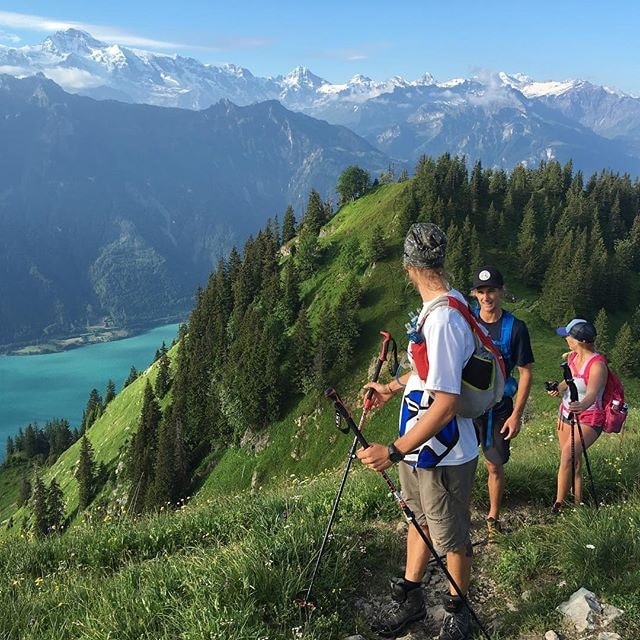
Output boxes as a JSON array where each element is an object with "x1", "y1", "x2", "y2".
[
  {"x1": 295, "y1": 331, "x2": 397, "y2": 610},
  {"x1": 571, "y1": 412, "x2": 598, "y2": 507},
  {"x1": 325, "y1": 387, "x2": 492, "y2": 640},
  {"x1": 562, "y1": 361, "x2": 598, "y2": 507}
]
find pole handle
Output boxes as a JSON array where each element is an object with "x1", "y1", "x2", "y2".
[{"x1": 363, "y1": 330, "x2": 393, "y2": 410}]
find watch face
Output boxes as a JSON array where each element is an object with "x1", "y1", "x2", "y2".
[{"x1": 388, "y1": 444, "x2": 403, "y2": 462}]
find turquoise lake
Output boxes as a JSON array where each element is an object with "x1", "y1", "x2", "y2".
[{"x1": 0, "y1": 324, "x2": 180, "y2": 460}]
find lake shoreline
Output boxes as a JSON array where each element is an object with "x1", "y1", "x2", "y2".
[{"x1": 1, "y1": 316, "x2": 187, "y2": 356}]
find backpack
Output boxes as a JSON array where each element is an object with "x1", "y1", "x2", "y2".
[
  {"x1": 583, "y1": 356, "x2": 628, "y2": 434},
  {"x1": 407, "y1": 295, "x2": 506, "y2": 418},
  {"x1": 473, "y1": 307, "x2": 518, "y2": 398}
]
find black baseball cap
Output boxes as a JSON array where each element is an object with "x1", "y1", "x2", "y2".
[
  {"x1": 556, "y1": 319, "x2": 597, "y2": 343},
  {"x1": 472, "y1": 266, "x2": 504, "y2": 289}
]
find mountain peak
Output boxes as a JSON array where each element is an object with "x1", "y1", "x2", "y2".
[
  {"x1": 282, "y1": 66, "x2": 326, "y2": 89},
  {"x1": 41, "y1": 28, "x2": 105, "y2": 55}
]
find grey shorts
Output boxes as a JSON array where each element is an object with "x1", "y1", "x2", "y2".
[
  {"x1": 474, "y1": 397, "x2": 513, "y2": 465},
  {"x1": 398, "y1": 457, "x2": 478, "y2": 554}
]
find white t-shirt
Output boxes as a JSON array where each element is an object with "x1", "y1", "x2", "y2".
[{"x1": 400, "y1": 290, "x2": 479, "y2": 468}]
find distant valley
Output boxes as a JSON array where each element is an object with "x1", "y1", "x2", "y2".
[{"x1": 0, "y1": 73, "x2": 388, "y2": 348}]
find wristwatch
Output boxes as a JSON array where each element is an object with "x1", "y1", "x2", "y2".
[{"x1": 387, "y1": 443, "x2": 405, "y2": 463}]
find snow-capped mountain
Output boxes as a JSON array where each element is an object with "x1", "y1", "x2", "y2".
[
  {"x1": 0, "y1": 29, "x2": 438, "y2": 116},
  {"x1": 345, "y1": 78, "x2": 640, "y2": 175},
  {"x1": 3, "y1": 28, "x2": 640, "y2": 175}
]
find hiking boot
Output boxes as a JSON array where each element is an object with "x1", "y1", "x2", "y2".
[
  {"x1": 371, "y1": 577, "x2": 426, "y2": 637},
  {"x1": 486, "y1": 517, "x2": 502, "y2": 541},
  {"x1": 439, "y1": 593, "x2": 470, "y2": 640}
]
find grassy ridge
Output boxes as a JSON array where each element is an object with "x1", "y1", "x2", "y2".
[{"x1": 1, "y1": 181, "x2": 639, "y2": 637}]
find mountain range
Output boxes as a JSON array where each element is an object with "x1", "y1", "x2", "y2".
[
  {"x1": 3, "y1": 28, "x2": 640, "y2": 347},
  {"x1": 0, "y1": 73, "x2": 388, "y2": 348},
  {"x1": 3, "y1": 29, "x2": 640, "y2": 174}
]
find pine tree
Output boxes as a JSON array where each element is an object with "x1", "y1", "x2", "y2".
[
  {"x1": 517, "y1": 195, "x2": 544, "y2": 286},
  {"x1": 339, "y1": 237, "x2": 364, "y2": 272},
  {"x1": 127, "y1": 381, "x2": 162, "y2": 513},
  {"x1": 47, "y1": 478, "x2": 65, "y2": 532},
  {"x1": 18, "y1": 473, "x2": 31, "y2": 507},
  {"x1": 23, "y1": 424, "x2": 37, "y2": 459},
  {"x1": 295, "y1": 229, "x2": 320, "y2": 279},
  {"x1": 81, "y1": 388, "x2": 103, "y2": 432},
  {"x1": 155, "y1": 352, "x2": 171, "y2": 398},
  {"x1": 258, "y1": 315, "x2": 286, "y2": 426},
  {"x1": 281, "y1": 205, "x2": 296, "y2": 243},
  {"x1": 366, "y1": 224, "x2": 387, "y2": 263},
  {"x1": 76, "y1": 435, "x2": 96, "y2": 510},
  {"x1": 610, "y1": 322, "x2": 639, "y2": 376},
  {"x1": 291, "y1": 306, "x2": 315, "y2": 394},
  {"x1": 444, "y1": 222, "x2": 466, "y2": 291},
  {"x1": 397, "y1": 186, "x2": 419, "y2": 236},
  {"x1": 150, "y1": 418, "x2": 178, "y2": 509},
  {"x1": 47, "y1": 419, "x2": 74, "y2": 460},
  {"x1": 302, "y1": 189, "x2": 324, "y2": 236},
  {"x1": 539, "y1": 232, "x2": 578, "y2": 325},
  {"x1": 326, "y1": 277, "x2": 361, "y2": 379},
  {"x1": 281, "y1": 260, "x2": 301, "y2": 327},
  {"x1": 5, "y1": 436, "x2": 14, "y2": 459},
  {"x1": 104, "y1": 379, "x2": 117, "y2": 406},
  {"x1": 31, "y1": 474, "x2": 49, "y2": 537},
  {"x1": 124, "y1": 366, "x2": 139, "y2": 388},
  {"x1": 593, "y1": 308, "x2": 610, "y2": 357}
]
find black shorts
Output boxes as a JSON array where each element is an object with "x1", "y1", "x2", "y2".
[
  {"x1": 560, "y1": 414, "x2": 603, "y2": 436},
  {"x1": 474, "y1": 397, "x2": 513, "y2": 465}
]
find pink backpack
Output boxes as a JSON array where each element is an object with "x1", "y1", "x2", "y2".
[{"x1": 583, "y1": 356, "x2": 628, "y2": 434}]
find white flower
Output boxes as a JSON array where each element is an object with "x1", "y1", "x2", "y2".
[{"x1": 585, "y1": 544, "x2": 596, "y2": 550}]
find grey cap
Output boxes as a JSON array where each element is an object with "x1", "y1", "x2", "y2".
[{"x1": 403, "y1": 222, "x2": 447, "y2": 269}]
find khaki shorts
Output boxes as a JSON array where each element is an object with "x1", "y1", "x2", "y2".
[{"x1": 398, "y1": 457, "x2": 478, "y2": 554}]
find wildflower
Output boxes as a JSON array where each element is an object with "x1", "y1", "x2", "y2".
[{"x1": 585, "y1": 544, "x2": 595, "y2": 550}]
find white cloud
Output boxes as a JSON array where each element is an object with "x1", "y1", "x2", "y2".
[
  {"x1": 42, "y1": 67, "x2": 105, "y2": 89},
  {"x1": 0, "y1": 64, "x2": 28, "y2": 76},
  {"x1": 0, "y1": 10, "x2": 188, "y2": 50},
  {"x1": 0, "y1": 28, "x2": 20, "y2": 43}
]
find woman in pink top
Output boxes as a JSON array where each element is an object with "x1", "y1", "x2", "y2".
[{"x1": 547, "y1": 319, "x2": 607, "y2": 511}]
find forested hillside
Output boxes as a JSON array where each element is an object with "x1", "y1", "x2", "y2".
[
  {"x1": 5, "y1": 154, "x2": 640, "y2": 524},
  {"x1": 2, "y1": 155, "x2": 640, "y2": 639}
]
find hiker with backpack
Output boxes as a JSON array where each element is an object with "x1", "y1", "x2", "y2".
[
  {"x1": 547, "y1": 319, "x2": 607, "y2": 511},
  {"x1": 356, "y1": 222, "x2": 480, "y2": 640},
  {"x1": 471, "y1": 266, "x2": 534, "y2": 540}
]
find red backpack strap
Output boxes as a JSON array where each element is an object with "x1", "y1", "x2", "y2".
[
  {"x1": 446, "y1": 296, "x2": 507, "y2": 380},
  {"x1": 582, "y1": 353, "x2": 607, "y2": 383}
]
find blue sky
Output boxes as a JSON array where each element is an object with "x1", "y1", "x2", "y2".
[{"x1": 1, "y1": 1, "x2": 639, "y2": 94}]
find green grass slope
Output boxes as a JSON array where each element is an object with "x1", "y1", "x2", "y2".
[{"x1": 1, "y1": 181, "x2": 639, "y2": 638}]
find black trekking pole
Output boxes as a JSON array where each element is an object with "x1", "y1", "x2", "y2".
[
  {"x1": 295, "y1": 331, "x2": 398, "y2": 610},
  {"x1": 324, "y1": 387, "x2": 492, "y2": 640},
  {"x1": 561, "y1": 362, "x2": 598, "y2": 507}
]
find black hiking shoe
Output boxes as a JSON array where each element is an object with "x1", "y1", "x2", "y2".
[
  {"x1": 371, "y1": 577, "x2": 427, "y2": 637},
  {"x1": 439, "y1": 593, "x2": 470, "y2": 640}
]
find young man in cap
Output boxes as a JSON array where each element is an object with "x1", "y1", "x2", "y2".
[
  {"x1": 359, "y1": 223, "x2": 479, "y2": 640},
  {"x1": 471, "y1": 266, "x2": 534, "y2": 539}
]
